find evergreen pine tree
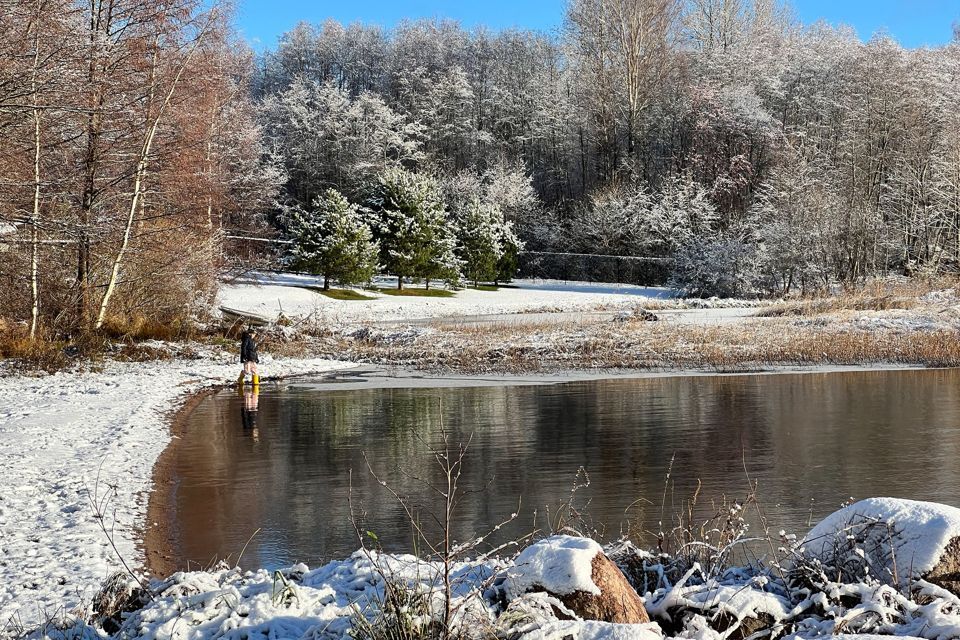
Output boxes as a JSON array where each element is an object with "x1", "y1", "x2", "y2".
[
  {"x1": 286, "y1": 189, "x2": 379, "y2": 290},
  {"x1": 367, "y1": 168, "x2": 461, "y2": 289},
  {"x1": 456, "y1": 200, "x2": 502, "y2": 286}
]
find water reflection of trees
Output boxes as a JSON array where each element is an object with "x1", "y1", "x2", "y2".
[{"x1": 167, "y1": 371, "x2": 960, "y2": 571}]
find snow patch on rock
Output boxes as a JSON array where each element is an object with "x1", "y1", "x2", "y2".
[
  {"x1": 506, "y1": 535, "x2": 604, "y2": 599},
  {"x1": 801, "y1": 497, "x2": 960, "y2": 578}
]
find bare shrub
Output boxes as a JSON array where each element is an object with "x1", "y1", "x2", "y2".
[
  {"x1": 90, "y1": 573, "x2": 148, "y2": 634},
  {"x1": 350, "y1": 577, "x2": 444, "y2": 640},
  {"x1": 350, "y1": 424, "x2": 525, "y2": 640}
]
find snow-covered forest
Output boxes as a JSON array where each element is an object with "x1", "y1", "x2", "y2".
[
  {"x1": 2, "y1": 0, "x2": 960, "y2": 339},
  {"x1": 256, "y1": 5, "x2": 960, "y2": 297}
]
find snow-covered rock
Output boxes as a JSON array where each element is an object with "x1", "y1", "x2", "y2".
[
  {"x1": 800, "y1": 498, "x2": 960, "y2": 592},
  {"x1": 506, "y1": 535, "x2": 650, "y2": 624},
  {"x1": 507, "y1": 536, "x2": 605, "y2": 599}
]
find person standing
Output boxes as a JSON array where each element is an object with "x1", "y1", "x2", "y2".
[{"x1": 238, "y1": 326, "x2": 260, "y2": 386}]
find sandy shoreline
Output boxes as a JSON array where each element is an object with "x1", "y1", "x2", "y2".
[{"x1": 140, "y1": 387, "x2": 219, "y2": 581}]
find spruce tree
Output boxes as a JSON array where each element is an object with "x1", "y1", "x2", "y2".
[
  {"x1": 367, "y1": 168, "x2": 461, "y2": 289},
  {"x1": 456, "y1": 200, "x2": 502, "y2": 286},
  {"x1": 286, "y1": 189, "x2": 379, "y2": 290}
]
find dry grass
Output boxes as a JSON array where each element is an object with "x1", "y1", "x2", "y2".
[
  {"x1": 100, "y1": 313, "x2": 196, "y2": 341},
  {"x1": 758, "y1": 277, "x2": 958, "y2": 318},
  {"x1": 316, "y1": 316, "x2": 960, "y2": 374},
  {"x1": 0, "y1": 329, "x2": 71, "y2": 371}
]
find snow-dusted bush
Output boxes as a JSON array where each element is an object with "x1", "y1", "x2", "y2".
[
  {"x1": 641, "y1": 176, "x2": 718, "y2": 255},
  {"x1": 669, "y1": 235, "x2": 757, "y2": 298},
  {"x1": 285, "y1": 189, "x2": 380, "y2": 289},
  {"x1": 262, "y1": 79, "x2": 423, "y2": 201},
  {"x1": 570, "y1": 178, "x2": 718, "y2": 260},
  {"x1": 482, "y1": 165, "x2": 553, "y2": 252},
  {"x1": 569, "y1": 185, "x2": 649, "y2": 257}
]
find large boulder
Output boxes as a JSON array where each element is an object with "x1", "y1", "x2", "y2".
[
  {"x1": 799, "y1": 498, "x2": 960, "y2": 593},
  {"x1": 506, "y1": 535, "x2": 650, "y2": 624}
]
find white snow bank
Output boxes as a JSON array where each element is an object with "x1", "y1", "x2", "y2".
[
  {"x1": 516, "y1": 620, "x2": 664, "y2": 640},
  {"x1": 800, "y1": 498, "x2": 960, "y2": 578},
  {"x1": 506, "y1": 535, "x2": 603, "y2": 599},
  {"x1": 0, "y1": 351, "x2": 355, "y2": 630},
  {"x1": 23, "y1": 552, "x2": 501, "y2": 639},
  {"x1": 25, "y1": 550, "x2": 667, "y2": 640}
]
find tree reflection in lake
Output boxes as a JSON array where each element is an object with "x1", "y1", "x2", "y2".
[{"x1": 153, "y1": 369, "x2": 960, "y2": 572}]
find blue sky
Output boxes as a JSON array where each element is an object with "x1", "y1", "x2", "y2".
[{"x1": 234, "y1": 0, "x2": 960, "y2": 52}]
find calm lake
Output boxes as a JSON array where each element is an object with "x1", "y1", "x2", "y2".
[{"x1": 150, "y1": 369, "x2": 960, "y2": 572}]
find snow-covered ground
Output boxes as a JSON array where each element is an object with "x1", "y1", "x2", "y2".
[
  {"x1": 0, "y1": 351, "x2": 355, "y2": 632},
  {"x1": 23, "y1": 522, "x2": 960, "y2": 639},
  {"x1": 219, "y1": 273, "x2": 679, "y2": 324}
]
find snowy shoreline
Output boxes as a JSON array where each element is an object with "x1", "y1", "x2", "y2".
[
  {"x1": 0, "y1": 351, "x2": 356, "y2": 632},
  {"x1": 7, "y1": 355, "x2": 960, "y2": 638},
  {"x1": 6, "y1": 276, "x2": 960, "y2": 634}
]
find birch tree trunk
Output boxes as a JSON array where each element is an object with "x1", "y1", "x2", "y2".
[
  {"x1": 95, "y1": 18, "x2": 212, "y2": 329},
  {"x1": 29, "y1": 0, "x2": 42, "y2": 339}
]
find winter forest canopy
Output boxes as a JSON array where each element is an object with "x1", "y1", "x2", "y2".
[{"x1": 2, "y1": 0, "x2": 960, "y2": 337}]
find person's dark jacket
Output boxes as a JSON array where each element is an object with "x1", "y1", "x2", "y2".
[{"x1": 240, "y1": 331, "x2": 259, "y2": 363}]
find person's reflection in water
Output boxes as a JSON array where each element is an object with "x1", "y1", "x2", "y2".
[{"x1": 240, "y1": 384, "x2": 260, "y2": 441}]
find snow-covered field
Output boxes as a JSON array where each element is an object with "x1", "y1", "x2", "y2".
[
  {"x1": 0, "y1": 351, "x2": 355, "y2": 632},
  {"x1": 219, "y1": 273, "x2": 680, "y2": 324}
]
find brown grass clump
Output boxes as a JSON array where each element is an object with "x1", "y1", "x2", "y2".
[
  {"x1": 100, "y1": 313, "x2": 196, "y2": 342},
  {"x1": 0, "y1": 325, "x2": 70, "y2": 371},
  {"x1": 757, "y1": 296, "x2": 919, "y2": 317}
]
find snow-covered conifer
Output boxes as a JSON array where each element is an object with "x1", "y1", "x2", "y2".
[
  {"x1": 456, "y1": 200, "x2": 503, "y2": 286},
  {"x1": 366, "y1": 168, "x2": 461, "y2": 289},
  {"x1": 286, "y1": 189, "x2": 379, "y2": 290}
]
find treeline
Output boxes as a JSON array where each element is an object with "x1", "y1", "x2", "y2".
[
  {"x1": 0, "y1": 0, "x2": 277, "y2": 339},
  {"x1": 3, "y1": 1, "x2": 960, "y2": 343},
  {"x1": 258, "y1": 2, "x2": 960, "y2": 295}
]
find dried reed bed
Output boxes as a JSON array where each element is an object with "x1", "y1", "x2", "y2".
[
  {"x1": 319, "y1": 317, "x2": 960, "y2": 374},
  {"x1": 757, "y1": 277, "x2": 958, "y2": 317}
]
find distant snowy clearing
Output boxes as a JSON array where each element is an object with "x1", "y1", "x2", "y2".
[{"x1": 218, "y1": 272, "x2": 762, "y2": 325}]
